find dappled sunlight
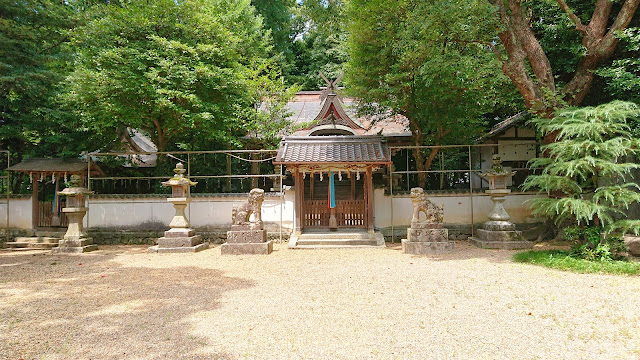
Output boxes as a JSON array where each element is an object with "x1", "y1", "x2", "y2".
[
  {"x1": 86, "y1": 299, "x2": 150, "y2": 317},
  {"x1": 1, "y1": 244, "x2": 640, "y2": 358}
]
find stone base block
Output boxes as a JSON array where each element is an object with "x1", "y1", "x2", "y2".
[
  {"x1": 226, "y1": 229, "x2": 267, "y2": 244},
  {"x1": 58, "y1": 239, "x2": 92, "y2": 247},
  {"x1": 483, "y1": 221, "x2": 516, "y2": 231},
  {"x1": 148, "y1": 243, "x2": 209, "y2": 253},
  {"x1": 221, "y1": 240, "x2": 273, "y2": 255},
  {"x1": 407, "y1": 228, "x2": 449, "y2": 243},
  {"x1": 402, "y1": 239, "x2": 454, "y2": 254},
  {"x1": 476, "y1": 229, "x2": 524, "y2": 242},
  {"x1": 163, "y1": 228, "x2": 196, "y2": 238},
  {"x1": 52, "y1": 242, "x2": 98, "y2": 254},
  {"x1": 157, "y1": 235, "x2": 202, "y2": 248},
  {"x1": 471, "y1": 237, "x2": 533, "y2": 250}
]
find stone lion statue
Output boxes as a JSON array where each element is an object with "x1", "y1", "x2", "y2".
[
  {"x1": 232, "y1": 188, "x2": 265, "y2": 227},
  {"x1": 410, "y1": 187, "x2": 444, "y2": 225}
]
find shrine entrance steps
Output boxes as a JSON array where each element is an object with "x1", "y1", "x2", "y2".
[
  {"x1": 4, "y1": 228, "x2": 64, "y2": 251},
  {"x1": 289, "y1": 229, "x2": 385, "y2": 248}
]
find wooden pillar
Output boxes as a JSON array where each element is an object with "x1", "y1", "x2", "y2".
[
  {"x1": 32, "y1": 173, "x2": 39, "y2": 229},
  {"x1": 351, "y1": 174, "x2": 355, "y2": 200},
  {"x1": 366, "y1": 166, "x2": 374, "y2": 233},
  {"x1": 294, "y1": 168, "x2": 302, "y2": 233}
]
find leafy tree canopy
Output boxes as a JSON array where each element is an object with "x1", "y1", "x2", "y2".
[
  {"x1": 490, "y1": 0, "x2": 639, "y2": 123},
  {"x1": 345, "y1": 0, "x2": 521, "y2": 187},
  {"x1": 0, "y1": 0, "x2": 86, "y2": 158},
  {"x1": 61, "y1": 0, "x2": 288, "y2": 152}
]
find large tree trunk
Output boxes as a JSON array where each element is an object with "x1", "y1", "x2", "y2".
[{"x1": 490, "y1": 0, "x2": 640, "y2": 132}]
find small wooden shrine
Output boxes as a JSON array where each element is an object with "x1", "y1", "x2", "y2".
[
  {"x1": 273, "y1": 74, "x2": 393, "y2": 239},
  {"x1": 6, "y1": 159, "x2": 102, "y2": 229}
]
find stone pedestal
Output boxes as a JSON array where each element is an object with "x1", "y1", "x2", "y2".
[
  {"x1": 52, "y1": 208, "x2": 98, "y2": 253},
  {"x1": 148, "y1": 163, "x2": 208, "y2": 253},
  {"x1": 402, "y1": 223, "x2": 454, "y2": 254},
  {"x1": 221, "y1": 225, "x2": 272, "y2": 255},
  {"x1": 148, "y1": 228, "x2": 208, "y2": 253},
  {"x1": 52, "y1": 176, "x2": 98, "y2": 254},
  {"x1": 471, "y1": 190, "x2": 532, "y2": 249}
]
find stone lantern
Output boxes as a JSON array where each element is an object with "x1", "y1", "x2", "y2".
[
  {"x1": 471, "y1": 155, "x2": 531, "y2": 249},
  {"x1": 148, "y1": 163, "x2": 208, "y2": 253},
  {"x1": 52, "y1": 175, "x2": 97, "y2": 253}
]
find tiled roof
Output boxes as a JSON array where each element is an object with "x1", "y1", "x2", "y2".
[
  {"x1": 484, "y1": 112, "x2": 529, "y2": 139},
  {"x1": 274, "y1": 136, "x2": 391, "y2": 164},
  {"x1": 6, "y1": 158, "x2": 103, "y2": 175}
]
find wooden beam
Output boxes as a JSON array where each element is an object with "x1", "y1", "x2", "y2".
[{"x1": 366, "y1": 166, "x2": 374, "y2": 232}]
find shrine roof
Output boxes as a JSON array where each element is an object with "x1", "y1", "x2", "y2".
[
  {"x1": 6, "y1": 158, "x2": 103, "y2": 175},
  {"x1": 273, "y1": 136, "x2": 391, "y2": 165},
  {"x1": 281, "y1": 91, "x2": 411, "y2": 137}
]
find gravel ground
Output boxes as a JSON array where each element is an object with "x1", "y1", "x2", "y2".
[{"x1": 1, "y1": 241, "x2": 640, "y2": 360}]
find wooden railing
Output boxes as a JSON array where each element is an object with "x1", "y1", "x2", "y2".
[
  {"x1": 38, "y1": 201, "x2": 68, "y2": 228},
  {"x1": 303, "y1": 199, "x2": 366, "y2": 228}
]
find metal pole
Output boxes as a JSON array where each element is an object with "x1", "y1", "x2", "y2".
[
  {"x1": 390, "y1": 161, "x2": 394, "y2": 243},
  {"x1": 6, "y1": 151, "x2": 9, "y2": 243},
  {"x1": 279, "y1": 164, "x2": 283, "y2": 244},
  {"x1": 187, "y1": 153, "x2": 191, "y2": 223},
  {"x1": 87, "y1": 155, "x2": 91, "y2": 230},
  {"x1": 468, "y1": 145, "x2": 474, "y2": 238}
]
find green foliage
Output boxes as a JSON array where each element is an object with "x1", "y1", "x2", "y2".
[
  {"x1": 345, "y1": 0, "x2": 519, "y2": 184},
  {"x1": 286, "y1": 0, "x2": 347, "y2": 89},
  {"x1": 61, "y1": 0, "x2": 291, "y2": 152},
  {"x1": 565, "y1": 227, "x2": 627, "y2": 261},
  {"x1": 513, "y1": 250, "x2": 640, "y2": 275},
  {"x1": 597, "y1": 28, "x2": 640, "y2": 108},
  {"x1": 523, "y1": 101, "x2": 640, "y2": 234},
  {"x1": 0, "y1": 0, "x2": 90, "y2": 157}
]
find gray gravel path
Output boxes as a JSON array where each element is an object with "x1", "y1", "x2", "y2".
[{"x1": 1, "y1": 242, "x2": 639, "y2": 359}]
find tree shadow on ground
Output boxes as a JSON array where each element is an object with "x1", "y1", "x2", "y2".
[
  {"x1": 385, "y1": 240, "x2": 538, "y2": 264},
  {"x1": 0, "y1": 248, "x2": 253, "y2": 359}
]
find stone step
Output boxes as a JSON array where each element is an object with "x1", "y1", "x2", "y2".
[
  {"x1": 13, "y1": 237, "x2": 61, "y2": 244},
  {"x1": 293, "y1": 232, "x2": 376, "y2": 240},
  {"x1": 295, "y1": 239, "x2": 380, "y2": 247},
  {"x1": 6, "y1": 241, "x2": 58, "y2": 249},
  {"x1": 290, "y1": 231, "x2": 385, "y2": 248},
  {"x1": 1, "y1": 247, "x2": 52, "y2": 252}
]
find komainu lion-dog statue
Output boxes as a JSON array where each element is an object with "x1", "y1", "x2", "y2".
[
  {"x1": 232, "y1": 188, "x2": 265, "y2": 229},
  {"x1": 410, "y1": 187, "x2": 444, "y2": 226}
]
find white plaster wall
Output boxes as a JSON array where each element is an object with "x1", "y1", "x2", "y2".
[
  {"x1": 85, "y1": 190, "x2": 294, "y2": 230},
  {"x1": 0, "y1": 198, "x2": 32, "y2": 229},
  {"x1": 86, "y1": 198, "x2": 172, "y2": 228},
  {"x1": 373, "y1": 188, "x2": 543, "y2": 228}
]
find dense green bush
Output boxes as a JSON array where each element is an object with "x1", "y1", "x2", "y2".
[{"x1": 564, "y1": 227, "x2": 627, "y2": 261}]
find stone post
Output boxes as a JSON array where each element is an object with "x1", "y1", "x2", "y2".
[
  {"x1": 52, "y1": 175, "x2": 97, "y2": 253},
  {"x1": 148, "y1": 163, "x2": 208, "y2": 253}
]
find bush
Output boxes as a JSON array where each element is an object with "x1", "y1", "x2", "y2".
[{"x1": 564, "y1": 226, "x2": 627, "y2": 261}]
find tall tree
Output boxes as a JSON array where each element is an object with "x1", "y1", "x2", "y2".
[
  {"x1": 286, "y1": 0, "x2": 347, "y2": 89},
  {"x1": 0, "y1": 0, "x2": 78, "y2": 157},
  {"x1": 345, "y1": 0, "x2": 519, "y2": 188},
  {"x1": 62, "y1": 0, "x2": 286, "y2": 152},
  {"x1": 489, "y1": 0, "x2": 640, "y2": 134}
]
